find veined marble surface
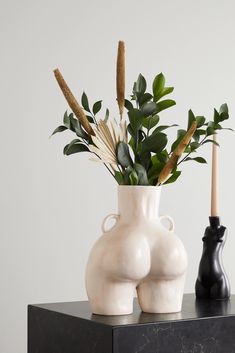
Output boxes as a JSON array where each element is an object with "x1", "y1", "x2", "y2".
[{"x1": 29, "y1": 294, "x2": 235, "y2": 353}]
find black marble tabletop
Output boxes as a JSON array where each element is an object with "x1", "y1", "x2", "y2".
[{"x1": 32, "y1": 293, "x2": 235, "y2": 327}]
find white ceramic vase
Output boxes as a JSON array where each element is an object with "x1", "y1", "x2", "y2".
[{"x1": 85, "y1": 185, "x2": 188, "y2": 315}]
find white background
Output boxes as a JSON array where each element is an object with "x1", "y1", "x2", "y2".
[{"x1": 1, "y1": 0, "x2": 235, "y2": 352}]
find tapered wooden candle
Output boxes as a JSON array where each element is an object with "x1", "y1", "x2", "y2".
[
  {"x1": 196, "y1": 131, "x2": 230, "y2": 300},
  {"x1": 211, "y1": 133, "x2": 218, "y2": 216}
]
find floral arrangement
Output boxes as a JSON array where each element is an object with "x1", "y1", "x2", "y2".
[{"x1": 52, "y1": 41, "x2": 231, "y2": 186}]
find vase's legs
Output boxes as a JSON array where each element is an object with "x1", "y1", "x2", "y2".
[
  {"x1": 137, "y1": 275, "x2": 185, "y2": 313},
  {"x1": 87, "y1": 279, "x2": 136, "y2": 315},
  {"x1": 210, "y1": 276, "x2": 230, "y2": 300},
  {"x1": 195, "y1": 278, "x2": 210, "y2": 298},
  {"x1": 196, "y1": 276, "x2": 230, "y2": 300}
]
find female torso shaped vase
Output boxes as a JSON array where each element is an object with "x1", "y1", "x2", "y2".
[{"x1": 85, "y1": 186, "x2": 188, "y2": 315}]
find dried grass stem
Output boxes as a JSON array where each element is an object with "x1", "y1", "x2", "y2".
[
  {"x1": 54, "y1": 68, "x2": 95, "y2": 136},
  {"x1": 116, "y1": 41, "x2": 125, "y2": 119},
  {"x1": 157, "y1": 121, "x2": 197, "y2": 185}
]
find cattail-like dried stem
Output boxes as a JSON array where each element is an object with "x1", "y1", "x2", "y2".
[
  {"x1": 53, "y1": 68, "x2": 95, "y2": 136},
  {"x1": 116, "y1": 41, "x2": 125, "y2": 120},
  {"x1": 157, "y1": 121, "x2": 198, "y2": 185}
]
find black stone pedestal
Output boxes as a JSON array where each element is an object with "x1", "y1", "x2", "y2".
[{"x1": 28, "y1": 294, "x2": 235, "y2": 353}]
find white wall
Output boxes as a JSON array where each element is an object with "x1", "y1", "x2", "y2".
[{"x1": 1, "y1": 0, "x2": 235, "y2": 352}]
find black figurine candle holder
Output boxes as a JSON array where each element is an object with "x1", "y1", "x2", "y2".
[{"x1": 195, "y1": 216, "x2": 230, "y2": 300}]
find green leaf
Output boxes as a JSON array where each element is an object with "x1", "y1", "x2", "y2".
[
  {"x1": 171, "y1": 129, "x2": 186, "y2": 152},
  {"x1": 196, "y1": 128, "x2": 206, "y2": 135},
  {"x1": 64, "y1": 140, "x2": 89, "y2": 155},
  {"x1": 193, "y1": 129, "x2": 206, "y2": 142},
  {"x1": 104, "y1": 108, "x2": 109, "y2": 122},
  {"x1": 142, "y1": 133, "x2": 167, "y2": 154},
  {"x1": 143, "y1": 115, "x2": 159, "y2": 129},
  {"x1": 138, "y1": 151, "x2": 152, "y2": 170},
  {"x1": 219, "y1": 103, "x2": 229, "y2": 121},
  {"x1": 66, "y1": 113, "x2": 76, "y2": 132},
  {"x1": 136, "y1": 74, "x2": 147, "y2": 94},
  {"x1": 163, "y1": 171, "x2": 181, "y2": 185},
  {"x1": 213, "y1": 104, "x2": 229, "y2": 122},
  {"x1": 81, "y1": 92, "x2": 90, "y2": 112},
  {"x1": 51, "y1": 125, "x2": 68, "y2": 136},
  {"x1": 222, "y1": 127, "x2": 234, "y2": 132},
  {"x1": 213, "y1": 109, "x2": 220, "y2": 124},
  {"x1": 114, "y1": 171, "x2": 124, "y2": 185},
  {"x1": 92, "y1": 100, "x2": 102, "y2": 115},
  {"x1": 206, "y1": 126, "x2": 215, "y2": 136},
  {"x1": 185, "y1": 157, "x2": 207, "y2": 163},
  {"x1": 117, "y1": 142, "x2": 133, "y2": 168},
  {"x1": 177, "y1": 129, "x2": 186, "y2": 138},
  {"x1": 64, "y1": 139, "x2": 81, "y2": 148},
  {"x1": 129, "y1": 137, "x2": 135, "y2": 152},
  {"x1": 202, "y1": 139, "x2": 220, "y2": 146},
  {"x1": 157, "y1": 150, "x2": 169, "y2": 163},
  {"x1": 128, "y1": 109, "x2": 144, "y2": 131},
  {"x1": 155, "y1": 99, "x2": 176, "y2": 113},
  {"x1": 151, "y1": 155, "x2": 159, "y2": 165},
  {"x1": 220, "y1": 113, "x2": 229, "y2": 122},
  {"x1": 152, "y1": 73, "x2": 165, "y2": 101},
  {"x1": 86, "y1": 115, "x2": 95, "y2": 123},
  {"x1": 184, "y1": 147, "x2": 191, "y2": 153},
  {"x1": 132, "y1": 82, "x2": 137, "y2": 97},
  {"x1": 127, "y1": 124, "x2": 135, "y2": 138},
  {"x1": 125, "y1": 99, "x2": 134, "y2": 111},
  {"x1": 128, "y1": 129, "x2": 146, "y2": 152},
  {"x1": 129, "y1": 170, "x2": 139, "y2": 185},
  {"x1": 141, "y1": 102, "x2": 157, "y2": 116},
  {"x1": 133, "y1": 163, "x2": 149, "y2": 185},
  {"x1": 196, "y1": 116, "x2": 206, "y2": 127},
  {"x1": 153, "y1": 124, "x2": 178, "y2": 133},
  {"x1": 190, "y1": 141, "x2": 200, "y2": 151},
  {"x1": 208, "y1": 121, "x2": 215, "y2": 127},
  {"x1": 148, "y1": 159, "x2": 164, "y2": 182},
  {"x1": 130, "y1": 94, "x2": 136, "y2": 101},
  {"x1": 155, "y1": 86, "x2": 174, "y2": 102},
  {"x1": 70, "y1": 117, "x2": 89, "y2": 140},
  {"x1": 123, "y1": 166, "x2": 134, "y2": 184},
  {"x1": 139, "y1": 93, "x2": 153, "y2": 106},
  {"x1": 63, "y1": 111, "x2": 70, "y2": 128},
  {"x1": 65, "y1": 144, "x2": 89, "y2": 155},
  {"x1": 219, "y1": 103, "x2": 228, "y2": 115},
  {"x1": 187, "y1": 109, "x2": 196, "y2": 130}
]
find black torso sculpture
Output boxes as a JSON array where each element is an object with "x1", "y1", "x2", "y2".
[{"x1": 195, "y1": 216, "x2": 230, "y2": 300}]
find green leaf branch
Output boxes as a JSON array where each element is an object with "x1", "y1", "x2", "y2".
[{"x1": 52, "y1": 67, "x2": 232, "y2": 186}]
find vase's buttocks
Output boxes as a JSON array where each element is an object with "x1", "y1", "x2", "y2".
[
  {"x1": 103, "y1": 226, "x2": 151, "y2": 281},
  {"x1": 149, "y1": 227, "x2": 188, "y2": 279},
  {"x1": 85, "y1": 186, "x2": 187, "y2": 315},
  {"x1": 88, "y1": 224, "x2": 151, "y2": 282}
]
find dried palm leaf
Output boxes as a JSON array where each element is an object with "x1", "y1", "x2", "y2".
[{"x1": 89, "y1": 119, "x2": 127, "y2": 168}]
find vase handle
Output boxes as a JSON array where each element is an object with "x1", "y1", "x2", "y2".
[
  {"x1": 159, "y1": 215, "x2": 175, "y2": 232},
  {"x1": 102, "y1": 214, "x2": 119, "y2": 233}
]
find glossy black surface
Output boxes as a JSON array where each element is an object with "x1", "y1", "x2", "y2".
[
  {"x1": 28, "y1": 293, "x2": 235, "y2": 353},
  {"x1": 196, "y1": 216, "x2": 230, "y2": 300},
  {"x1": 32, "y1": 293, "x2": 235, "y2": 326}
]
